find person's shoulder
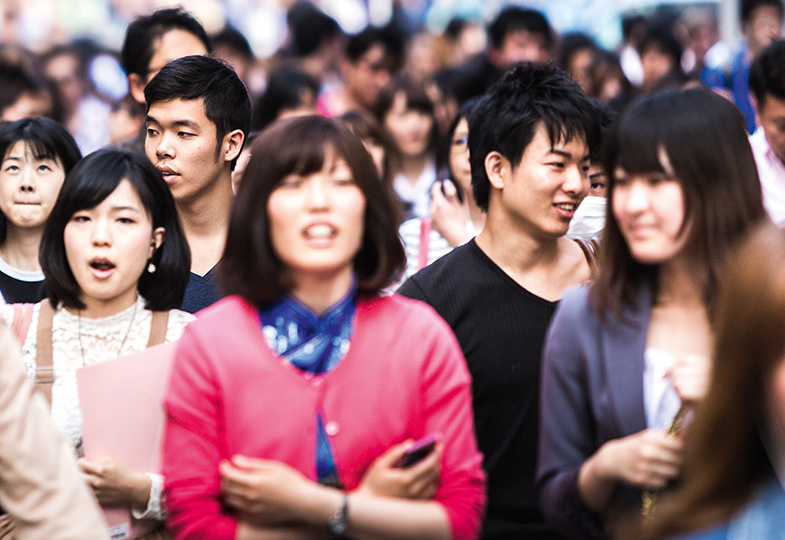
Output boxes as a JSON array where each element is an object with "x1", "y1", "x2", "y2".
[{"x1": 360, "y1": 294, "x2": 454, "y2": 338}]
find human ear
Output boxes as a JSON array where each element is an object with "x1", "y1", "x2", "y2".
[
  {"x1": 484, "y1": 151, "x2": 508, "y2": 190},
  {"x1": 149, "y1": 227, "x2": 165, "y2": 258},
  {"x1": 222, "y1": 129, "x2": 245, "y2": 164},
  {"x1": 128, "y1": 74, "x2": 147, "y2": 105}
]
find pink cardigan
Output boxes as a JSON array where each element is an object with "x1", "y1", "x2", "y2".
[{"x1": 162, "y1": 294, "x2": 485, "y2": 540}]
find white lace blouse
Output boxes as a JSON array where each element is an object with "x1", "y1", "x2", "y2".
[{"x1": 1, "y1": 295, "x2": 194, "y2": 520}]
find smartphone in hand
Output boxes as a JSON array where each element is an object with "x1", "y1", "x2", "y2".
[{"x1": 395, "y1": 433, "x2": 441, "y2": 468}]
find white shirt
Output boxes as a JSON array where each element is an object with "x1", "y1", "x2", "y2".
[
  {"x1": 750, "y1": 128, "x2": 785, "y2": 227},
  {"x1": 393, "y1": 158, "x2": 437, "y2": 220},
  {"x1": 643, "y1": 348, "x2": 681, "y2": 431}
]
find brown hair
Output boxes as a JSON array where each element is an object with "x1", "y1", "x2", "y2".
[
  {"x1": 590, "y1": 88, "x2": 766, "y2": 321},
  {"x1": 219, "y1": 115, "x2": 405, "y2": 305},
  {"x1": 634, "y1": 222, "x2": 785, "y2": 539}
]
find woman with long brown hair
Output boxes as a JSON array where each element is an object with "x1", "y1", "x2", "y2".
[
  {"x1": 637, "y1": 222, "x2": 785, "y2": 539},
  {"x1": 536, "y1": 88, "x2": 767, "y2": 539}
]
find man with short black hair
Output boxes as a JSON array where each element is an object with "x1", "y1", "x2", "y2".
[
  {"x1": 121, "y1": 7, "x2": 211, "y2": 106},
  {"x1": 399, "y1": 62, "x2": 598, "y2": 539},
  {"x1": 447, "y1": 6, "x2": 555, "y2": 104},
  {"x1": 749, "y1": 39, "x2": 785, "y2": 226},
  {"x1": 144, "y1": 55, "x2": 250, "y2": 313},
  {"x1": 318, "y1": 25, "x2": 403, "y2": 116}
]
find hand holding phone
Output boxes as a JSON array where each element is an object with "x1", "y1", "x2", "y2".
[{"x1": 395, "y1": 433, "x2": 441, "y2": 468}]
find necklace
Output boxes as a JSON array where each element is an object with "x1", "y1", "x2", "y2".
[{"x1": 77, "y1": 299, "x2": 138, "y2": 366}]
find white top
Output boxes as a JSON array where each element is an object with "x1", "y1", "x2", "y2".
[
  {"x1": 1, "y1": 296, "x2": 194, "y2": 520},
  {"x1": 643, "y1": 348, "x2": 681, "y2": 431},
  {"x1": 392, "y1": 158, "x2": 438, "y2": 220},
  {"x1": 750, "y1": 128, "x2": 785, "y2": 228},
  {"x1": 0, "y1": 254, "x2": 44, "y2": 282},
  {"x1": 398, "y1": 217, "x2": 460, "y2": 281}
]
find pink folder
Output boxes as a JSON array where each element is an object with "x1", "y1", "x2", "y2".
[{"x1": 76, "y1": 342, "x2": 176, "y2": 540}]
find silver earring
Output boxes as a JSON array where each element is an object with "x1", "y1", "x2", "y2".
[{"x1": 147, "y1": 262, "x2": 157, "y2": 273}]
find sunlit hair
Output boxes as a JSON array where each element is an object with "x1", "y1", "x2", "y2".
[
  {"x1": 633, "y1": 221, "x2": 784, "y2": 539},
  {"x1": 220, "y1": 115, "x2": 405, "y2": 305},
  {"x1": 591, "y1": 88, "x2": 766, "y2": 320},
  {"x1": 40, "y1": 149, "x2": 190, "y2": 311}
]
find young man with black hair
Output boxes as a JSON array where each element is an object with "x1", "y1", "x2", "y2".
[
  {"x1": 749, "y1": 39, "x2": 785, "y2": 226},
  {"x1": 399, "y1": 62, "x2": 598, "y2": 539},
  {"x1": 446, "y1": 6, "x2": 555, "y2": 104},
  {"x1": 144, "y1": 55, "x2": 250, "y2": 313},
  {"x1": 318, "y1": 25, "x2": 403, "y2": 117},
  {"x1": 121, "y1": 7, "x2": 211, "y2": 106}
]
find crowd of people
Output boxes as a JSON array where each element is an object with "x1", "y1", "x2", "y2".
[{"x1": 0, "y1": 1, "x2": 785, "y2": 540}]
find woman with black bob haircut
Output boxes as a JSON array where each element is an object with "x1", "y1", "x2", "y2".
[
  {"x1": 162, "y1": 115, "x2": 485, "y2": 540},
  {"x1": 537, "y1": 88, "x2": 767, "y2": 539},
  {"x1": 0, "y1": 117, "x2": 81, "y2": 303},
  {"x1": 41, "y1": 148, "x2": 190, "y2": 311},
  {"x1": 2, "y1": 148, "x2": 194, "y2": 534}
]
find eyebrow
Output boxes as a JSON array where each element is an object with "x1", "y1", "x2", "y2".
[
  {"x1": 549, "y1": 148, "x2": 591, "y2": 161},
  {"x1": 145, "y1": 115, "x2": 200, "y2": 129}
]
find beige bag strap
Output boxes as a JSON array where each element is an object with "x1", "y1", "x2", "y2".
[
  {"x1": 33, "y1": 301, "x2": 56, "y2": 405},
  {"x1": 11, "y1": 303, "x2": 34, "y2": 347},
  {"x1": 147, "y1": 311, "x2": 169, "y2": 347}
]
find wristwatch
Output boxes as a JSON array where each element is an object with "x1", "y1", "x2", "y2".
[{"x1": 327, "y1": 493, "x2": 349, "y2": 536}]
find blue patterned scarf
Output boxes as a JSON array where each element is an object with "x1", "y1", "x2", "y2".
[{"x1": 258, "y1": 284, "x2": 356, "y2": 488}]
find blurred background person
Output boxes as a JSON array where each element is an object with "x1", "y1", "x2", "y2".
[
  {"x1": 634, "y1": 222, "x2": 785, "y2": 540},
  {"x1": 538, "y1": 88, "x2": 767, "y2": 540},
  {"x1": 377, "y1": 75, "x2": 441, "y2": 221},
  {"x1": 398, "y1": 98, "x2": 484, "y2": 279},
  {"x1": 0, "y1": 117, "x2": 81, "y2": 304}
]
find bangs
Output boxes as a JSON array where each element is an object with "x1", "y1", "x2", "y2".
[
  {"x1": 20, "y1": 137, "x2": 60, "y2": 164},
  {"x1": 603, "y1": 99, "x2": 668, "y2": 178},
  {"x1": 274, "y1": 125, "x2": 331, "y2": 180}
]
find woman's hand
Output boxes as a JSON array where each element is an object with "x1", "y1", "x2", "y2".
[
  {"x1": 78, "y1": 456, "x2": 151, "y2": 506},
  {"x1": 670, "y1": 354, "x2": 711, "y2": 405},
  {"x1": 600, "y1": 429, "x2": 683, "y2": 490},
  {"x1": 354, "y1": 440, "x2": 442, "y2": 500},
  {"x1": 220, "y1": 455, "x2": 320, "y2": 526},
  {"x1": 578, "y1": 429, "x2": 683, "y2": 512},
  {"x1": 429, "y1": 181, "x2": 470, "y2": 247}
]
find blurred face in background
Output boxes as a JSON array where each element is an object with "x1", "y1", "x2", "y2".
[{"x1": 383, "y1": 91, "x2": 433, "y2": 159}]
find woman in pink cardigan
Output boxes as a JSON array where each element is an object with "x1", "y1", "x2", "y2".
[{"x1": 162, "y1": 116, "x2": 485, "y2": 540}]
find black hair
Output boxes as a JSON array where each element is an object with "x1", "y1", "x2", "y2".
[
  {"x1": 346, "y1": 25, "x2": 404, "y2": 71},
  {"x1": 0, "y1": 53, "x2": 62, "y2": 122},
  {"x1": 558, "y1": 32, "x2": 598, "y2": 72},
  {"x1": 286, "y1": 1, "x2": 343, "y2": 57},
  {"x1": 638, "y1": 24, "x2": 684, "y2": 67},
  {"x1": 212, "y1": 25, "x2": 254, "y2": 60},
  {"x1": 444, "y1": 98, "x2": 480, "y2": 202},
  {"x1": 121, "y1": 7, "x2": 211, "y2": 78},
  {"x1": 221, "y1": 115, "x2": 405, "y2": 304},
  {"x1": 488, "y1": 6, "x2": 554, "y2": 51},
  {"x1": 252, "y1": 66, "x2": 319, "y2": 131},
  {"x1": 40, "y1": 148, "x2": 190, "y2": 311},
  {"x1": 144, "y1": 55, "x2": 251, "y2": 169},
  {"x1": 468, "y1": 62, "x2": 599, "y2": 211},
  {"x1": 741, "y1": 0, "x2": 784, "y2": 23},
  {"x1": 749, "y1": 39, "x2": 785, "y2": 106},
  {"x1": 588, "y1": 98, "x2": 618, "y2": 161},
  {"x1": 0, "y1": 117, "x2": 82, "y2": 243}
]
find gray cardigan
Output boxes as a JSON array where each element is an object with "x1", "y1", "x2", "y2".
[{"x1": 536, "y1": 283, "x2": 653, "y2": 540}]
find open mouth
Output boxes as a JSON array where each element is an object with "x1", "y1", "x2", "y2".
[
  {"x1": 304, "y1": 224, "x2": 336, "y2": 239},
  {"x1": 555, "y1": 203, "x2": 577, "y2": 212},
  {"x1": 90, "y1": 258, "x2": 116, "y2": 272}
]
